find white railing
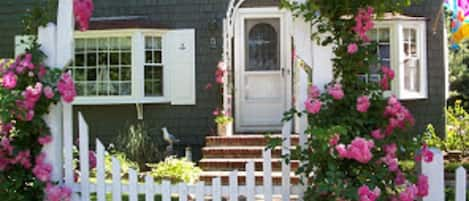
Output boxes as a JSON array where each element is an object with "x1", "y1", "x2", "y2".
[{"x1": 66, "y1": 113, "x2": 303, "y2": 201}]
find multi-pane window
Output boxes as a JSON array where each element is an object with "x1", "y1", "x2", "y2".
[
  {"x1": 71, "y1": 37, "x2": 132, "y2": 96},
  {"x1": 144, "y1": 36, "x2": 163, "y2": 96},
  {"x1": 403, "y1": 28, "x2": 420, "y2": 93},
  {"x1": 363, "y1": 20, "x2": 427, "y2": 100},
  {"x1": 369, "y1": 28, "x2": 391, "y2": 82}
]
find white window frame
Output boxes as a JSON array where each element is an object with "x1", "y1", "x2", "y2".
[
  {"x1": 72, "y1": 29, "x2": 171, "y2": 105},
  {"x1": 373, "y1": 19, "x2": 428, "y2": 100}
]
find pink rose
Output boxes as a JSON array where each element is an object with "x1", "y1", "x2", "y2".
[
  {"x1": 358, "y1": 185, "x2": 380, "y2": 201},
  {"x1": 347, "y1": 137, "x2": 374, "y2": 163},
  {"x1": 416, "y1": 175, "x2": 429, "y2": 197},
  {"x1": 215, "y1": 67, "x2": 225, "y2": 84},
  {"x1": 327, "y1": 83, "x2": 344, "y2": 100},
  {"x1": 2, "y1": 72, "x2": 17, "y2": 89},
  {"x1": 89, "y1": 151, "x2": 97, "y2": 169},
  {"x1": 74, "y1": 0, "x2": 94, "y2": 31},
  {"x1": 329, "y1": 134, "x2": 340, "y2": 147},
  {"x1": 347, "y1": 43, "x2": 358, "y2": 54},
  {"x1": 335, "y1": 144, "x2": 348, "y2": 158},
  {"x1": 371, "y1": 129, "x2": 384, "y2": 140},
  {"x1": 1, "y1": 137, "x2": 13, "y2": 155},
  {"x1": 308, "y1": 85, "x2": 321, "y2": 98},
  {"x1": 415, "y1": 144, "x2": 434, "y2": 163},
  {"x1": 38, "y1": 135, "x2": 53, "y2": 145},
  {"x1": 399, "y1": 185, "x2": 417, "y2": 201},
  {"x1": 305, "y1": 98, "x2": 322, "y2": 114},
  {"x1": 43, "y1": 86, "x2": 55, "y2": 99},
  {"x1": 38, "y1": 65, "x2": 47, "y2": 79},
  {"x1": 12, "y1": 150, "x2": 31, "y2": 169},
  {"x1": 57, "y1": 72, "x2": 77, "y2": 103},
  {"x1": 46, "y1": 183, "x2": 72, "y2": 201},
  {"x1": 32, "y1": 153, "x2": 52, "y2": 182},
  {"x1": 356, "y1": 95, "x2": 370, "y2": 113},
  {"x1": 395, "y1": 170, "x2": 406, "y2": 185}
]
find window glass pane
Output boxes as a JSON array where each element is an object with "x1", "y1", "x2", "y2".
[
  {"x1": 70, "y1": 36, "x2": 132, "y2": 97},
  {"x1": 404, "y1": 59, "x2": 420, "y2": 92},
  {"x1": 245, "y1": 19, "x2": 280, "y2": 71},
  {"x1": 367, "y1": 27, "x2": 392, "y2": 86},
  {"x1": 144, "y1": 36, "x2": 164, "y2": 97}
]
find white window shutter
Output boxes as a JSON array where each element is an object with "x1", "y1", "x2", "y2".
[{"x1": 164, "y1": 29, "x2": 196, "y2": 105}]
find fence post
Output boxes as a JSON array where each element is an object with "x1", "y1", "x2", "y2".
[
  {"x1": 263, "y1": 149, "x2": 272, "y2": 201},
  {"x1": 455, "y1": 167, "x2": 467, "y2": 201},
  {"x1": 96, "y1": 140, "x2": 106, "y2": 201},
  {"x1": 281, "y1": 121, "x2": 291, "y2": 201},
  {"x1": 128, "y1": 168, "x2": 138, "y2": 201},
  {"x1": 212, "y1": 177, "x2": 221, "y2": 201},
  {"x1": 229, "y1": 170, "x2": 238, "y2": 201},
  {"x1": 112, "y1": 158, "x2": 122, "y2": 201},
  {"x1": 78, "y1": 113, "x2": 90, "y2": 201},
  {"x1": 246, "y1": 160, "x2": 255, "y2": 201},
  {"x1": 421, "y1": 148, "x2": 445, "y2": 201}
]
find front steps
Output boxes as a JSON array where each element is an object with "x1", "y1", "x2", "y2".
[{"x1": 199, "y1": 135, "x2": 300, "y2": 185}]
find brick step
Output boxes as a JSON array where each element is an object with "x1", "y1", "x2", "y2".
[
  {"x1": 202, "y1": 147, "x2": 287, "y2": 159},
  {"x1": 206, "y1": 135, "x2": 299, "y2": 147},
  {"x1": 199, "y1": 158, "x2": 300, "y2": 171},
  {"x1": 199, "y1": 171, "x2": 300, "y2": 185}
]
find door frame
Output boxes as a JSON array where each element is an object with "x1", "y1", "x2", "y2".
[{"x1": 234, "y1": 7, "x2": 293, "y2": 133}]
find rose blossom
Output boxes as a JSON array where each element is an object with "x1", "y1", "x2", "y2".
[
  {"x1": 347, "y1": 43, "x2": 358, "y2": 54},
  {"x1": 89, "y1": 151, "x2": 97, "y2": 169},
  {"x1": 38, "y1": 135, "x2": 53, "y2": 145},
  {"x1": 358, "y1": 185, "x2": 380, "y2": 201},
  {"x1": 305, "y1": 98, "x2": 322, "y2": 114},
  {"x1": 308, "y1": 85, "x2": 321, "y2": 98},
  {"x1": 12, "y1": 150, "x2": 31, "y2": 169},
  {"x1": 371, "y1": 129, "x2": 384, "y2": 140},
  {"x1": 329, "y1": 134, "x2": 340, "y2": 147},
  {"x1": 46, "y1": 183, "x2": 72, "y2": 201},
  {"x1": 32, "y1": 153, "x2": 53, "y2": 182},
  {"x1": 57, "y1": 72, "x2": 77, "y2": 103},
  {"x1": 356, "y1": 95, "x2": 370, "y2": 113},
  {"x1": 399, "y1": 185, "x2": 417, "y2": 201},
  {"x1": 416, "y1": 175, "x2": 429, "y2": 197},
  {"x1": 327, "y1": 83, "x2": 344, "y2": 100},
  {"x1": 43, "y1": 86, "x2": 55, "y2": 99},
  {"x1": 2, "y1": 72, "x2": 17, "y2": 89},
  {"x1": 415, "y1": 144, "x2": 434, "y2": 163},
  {"x1": 336, "y1": 137, "x2": 374, "y2": 164}
]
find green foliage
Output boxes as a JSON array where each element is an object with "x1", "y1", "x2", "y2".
[
  {"x1": 214, "y1": 114, "x2": 233, "y2": 125},
  {"x1": 116, "y1": 122, "x2": 166, "y2": 171},
  {"x1": 21, "y1": 0, "x2": 58, "y2": 35},
  {"x1": 90, "y1": 148, "x2": 139, "y2": 180},
  {"x1": 424, "y1": 101, "x2": 469, "y2": 154},
  {"x1": 147, "y1": 157, "x2": 201, "y2": 184}
]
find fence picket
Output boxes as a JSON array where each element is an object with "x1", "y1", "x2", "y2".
[
  {"x1": 246, "y1": 160, "x2": 255, "y2": 201},
  {"x1": 145, "y1": 174, "x2": 154, "y2": 201},
  {"x1": 263, "y1": 149, "x2": 273, "y2": 201},
  {"x1": 78, "y1": 113, "x2": 90, "y2": 201},
  {"x1": 455, "y1": 167, "x2": 467, "y2": 201},
  {"x1": 195, "y1": 182, "x2": 204, "y2": 201},
  {"x1": 212, "y1": 177, "x2": 221, "y2": 201},
  {"x1": 421, "y1": 148, "x2": 445, "y2": 201},
  {"x1": 112, "y1": 157, "x2": 122, "y2": 201},
  {"x1": 96, "y1": 140, "x2": 106, "y2": 201},
  {"x1": 229, "y1": 170, "x2": 238, "y2": 201},
  {"x1": 63, "y1": 104, "x2": 74, "y2": 186},
  {"x1": 179, "y1": 183, "x2": 188, "y2": 201},
  {"x1": 281, "y1": 121, "x2": 291, "y2": 201},
  {"x1": 128, "y1": 168, "x2": 138, "y2": 201}
]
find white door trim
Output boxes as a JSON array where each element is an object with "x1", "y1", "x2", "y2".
[{"x1": 234, "y1": 7, "x2": 293, "y2": 133}]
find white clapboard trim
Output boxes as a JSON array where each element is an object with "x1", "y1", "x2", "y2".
[
  {"x1": 63, "y1": 103, "x2": 74, "y2": 186},
  {"x1": 246, "y1": 160, "x2": 255, "y2": 201},
  {"x1": 56, "y1": 0, "x2": 74, "y2": 68},
  {"x1": 212, "y1": 177, "x2": 222, "y2": 201},
  {"x1": 455, "y1": 167, "x2": 467, "y2": 201},
  {"x1": 195, "y1": 182, "x2": 204, "y2": 201},
  {"x1": 128, "y1": 168, "x2": 138, "y2": 201},
  {"x1": 112, "y1": 158, "x2": 122, "y2": 201},
  {"x1": 179, "y1": 183, "x2": 188, "y2": 201},
  {"x1": 162, "y1": 180, "x2": 171, "y2": 201},
  {"x1": 96, "y1": 140, "x2": 106, "y2": 201},
  {"x1": 281, "y1": 121, "x2": 291, "y2": 201},
  {"x1": 145, "y1": 174, "x2": 154, "y2": 201},
  {"x1": 263, "y1": 149, "x2": 273, "y2": 201},
  {"x1": 229, "y1": 170, "x2": 238, "y2": 201},
  {"x1": 422, "y1": 148, "x2": 445, "y2": 201},
  {"x1": 78, "y1": 113, "x2": 90, "y2": 201}
]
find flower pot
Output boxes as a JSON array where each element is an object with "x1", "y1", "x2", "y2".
[{"x1": 217, "y1": 121, "x2": 233, "y2": 136}]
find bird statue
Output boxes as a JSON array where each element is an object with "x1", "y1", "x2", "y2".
[{"x1": 162, "y1": 127, "x2": 180, "y2": 156}]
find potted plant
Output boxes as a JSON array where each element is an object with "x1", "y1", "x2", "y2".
[{"x1": 214, "y1": 109, "x2": 233, "y2": 136}]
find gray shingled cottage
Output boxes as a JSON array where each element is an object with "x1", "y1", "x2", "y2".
[{"x1": 0, "y1": 0, "x2": 447, "y2": 180}]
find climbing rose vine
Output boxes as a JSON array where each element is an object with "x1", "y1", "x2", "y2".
[
  {"x1": 278, "y1": 0, "x2": 431, "y2": 200},
  {"x1": 74, "y1": 0, "x2": 94, "y2": 31},
  {"x1": 0, "y1": 45, "x2": 76, "y2": 200}
]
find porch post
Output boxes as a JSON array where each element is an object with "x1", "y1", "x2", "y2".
[{"x1": 40, "y1": 0, "x2": 75, "y2": 182}]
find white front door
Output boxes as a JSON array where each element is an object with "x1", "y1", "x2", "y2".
[{"x1": 235, "y1": 9, "x2": 289, "y2": 132}]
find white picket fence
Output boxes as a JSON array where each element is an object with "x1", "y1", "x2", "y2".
[{"x1": 65, "y1": 113, "x2": 302, "y2": 201}]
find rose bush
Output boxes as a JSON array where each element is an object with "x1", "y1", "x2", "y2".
[
  {"x1": 0, "y1": 43, "x2": 76, "y2": 201},
  {"x1": 276, "y1": 0, "x2": 433, "y2": 200}
]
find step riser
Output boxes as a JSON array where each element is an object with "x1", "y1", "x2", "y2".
[
  {"x1": 202, "y1": 149, "x2": 283, "y2": 159},
  {"x1": 206, "y1": 137, "x2": 300, "y2": 147},
  {"x1": 200, "y1": 161, "x2": 299, "y2": 172}
]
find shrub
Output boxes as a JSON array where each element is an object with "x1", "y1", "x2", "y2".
[
  {"x1": 116, "y1": 122, "x2": 166, "y2": 171},
  {"x1": 424, "y1": 101, "x2": 469, "y2": 156},
  {"x1": 147, "y1": 157, "x2": 201, "y2": 184}
]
